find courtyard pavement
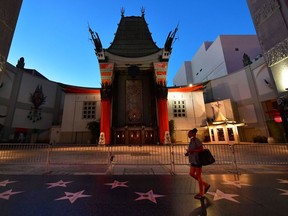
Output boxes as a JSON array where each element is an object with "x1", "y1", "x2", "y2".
[{"x1": 0, "y1": 164, "x2": 287, "y2": 216}]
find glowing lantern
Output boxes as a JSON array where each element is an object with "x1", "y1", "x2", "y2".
[{"x1": 274, "y1": 116, "x2": 282, "y2": 123}]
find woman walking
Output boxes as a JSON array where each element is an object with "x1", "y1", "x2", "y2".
[{"x1": 185, "y1": 128, "x2": 210, "y2": 199}]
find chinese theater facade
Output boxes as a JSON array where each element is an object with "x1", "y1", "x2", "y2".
[
  {"x1": 89, "y1": 10, "x2": 178, "y2": 145},
  {"x1": 59, "y1": 11, "x2": 207, "y2": 145}
]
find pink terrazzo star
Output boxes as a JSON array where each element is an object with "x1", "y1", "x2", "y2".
[{"x1": 135, "y1": 189, "x2": 165, "y2": 204}]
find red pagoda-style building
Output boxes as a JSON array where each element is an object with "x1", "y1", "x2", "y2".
[{"x1": 89, "y1": 9, "x2": 178, "y2": 145}]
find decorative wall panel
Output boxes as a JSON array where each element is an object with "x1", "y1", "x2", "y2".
[{"x1": 126, "y1": 80, "x2": 143, "y2": 124}]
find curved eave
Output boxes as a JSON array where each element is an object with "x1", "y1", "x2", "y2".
[
  {"x1": 209, "y1": 122, "x2": 247, "y2": 127},
  {"x1": 58, "y1": 83, "x2": 100, "y2": 94},
  {"x1": 168, "y1": 84, "x2": 205, "y2": 93},
  {"x1": 104, "y1": 50, "x2": 163, "y2": 68},
  {"x1": 201, "y1": 122, "x2": 247, "y2": 128},
  {"x1": 105, "y1": 48, "x2": 161, "y2": 58}
]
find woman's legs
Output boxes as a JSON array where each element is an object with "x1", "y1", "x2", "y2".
[
  {"x1": 189, "y1": 166, "x2": 198, "y2": 180},
  {"x1": 190, "y1": 166, "x2": 209, "y2": 196}
]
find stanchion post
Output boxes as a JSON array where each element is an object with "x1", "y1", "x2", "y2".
[
  {"x1": 170, "y1": 144, "x2": 175, "y2": 175},
  {"x1": 230, "y1": 144, "x2": 240, "y2": 176}
]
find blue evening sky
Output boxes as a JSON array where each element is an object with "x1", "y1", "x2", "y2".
[{"x1": 8, "y1": 0, "x2": 256, "y2": 88}]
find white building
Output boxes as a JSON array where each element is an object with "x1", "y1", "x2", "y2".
[
  {"x1": 173, "y1": 34, "x2": 286, "y2": 143},
  {"x1": 0, "y1": 62, "x2": 64, "y2": 142},
  {"x1": 173, "y1": 35, "x2": 262, "y2": 86}
]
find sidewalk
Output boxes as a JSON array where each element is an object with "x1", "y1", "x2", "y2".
[{"x1": 0, "y1": 165, "x2": 287, "y2": 216}]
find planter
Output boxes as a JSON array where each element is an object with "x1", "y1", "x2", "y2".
[{"x1": 267, "y1": 137, "x2": 275, "y2": 144}]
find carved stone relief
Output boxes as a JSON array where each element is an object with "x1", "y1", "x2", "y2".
[
  {"x1": 265, "y1": 37, "x2": 288, "y2": 66},
  {"x1": 126, "y1": 80, "x2": 143, "y2": 124}
]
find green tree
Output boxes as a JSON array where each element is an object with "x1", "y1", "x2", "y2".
[
  {"x1": 243, "y1": 53, "x2": 252, "y2": 66},
  {"x1": 169, "y1": 120, "x2": 175, "y2": 143}
]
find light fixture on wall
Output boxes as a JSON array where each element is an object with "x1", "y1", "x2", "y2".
[{"x1": 264, "y1": 78, "x2": 273, "y2": 89}]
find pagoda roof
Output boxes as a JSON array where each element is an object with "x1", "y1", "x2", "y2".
[{"x1": 106, "y1": 15, "x2": 161, "y2": 58}]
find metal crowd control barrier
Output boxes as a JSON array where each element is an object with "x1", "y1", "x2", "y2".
[
  {"x1": 48, "y1": 145, "x2": 110, "y2": 165},
  {"x1": 109, "y1": 145, "x2": 173, "y2": 173},
  {"x1": 0, "y1": 144, "x2": 50, "y2": 165},
  {"x1": 1, "y1": 143, "x2": 288, "y2": 174},
  {"x1": 233, "y1": 144, "x2": 288, "y2": 165},
  {"x1": 110, "y1": 145, "x2": 171, "y2": 164},
  {"x1": 171, "y1": 144, "x2": 236, "y2": 174}
]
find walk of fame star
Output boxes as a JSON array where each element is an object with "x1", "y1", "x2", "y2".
[
  {"x1": 207, "y1": 189, "x2": 240, "y2": 203},
  {"x1": 55, "y1": 190, "x2": 91, "y2": 204},
  {"x1": 135, "y1": 190, "x2": 165, "y2": 204},
  {"x1": 0, "y1": 189, "x2": 23, "y2": 200},
  {"x1": 46, "y1": 180, "x2": 73, "y2": 189},
  {"x1": 277, "y1": 179, "x2": 288, "y2": 184},
  {"x1": 222, "y1": 180, "x2": 251, "y2": 188},
  {"x1": 0, "y1": 179, "x2": 17, "y2": 187},
  {"x1": 276, "y1": 188, "x2": 288, "y2": 195},
  {"x1": 105, "y1": 180, "x2": 128, "y2": 189}
]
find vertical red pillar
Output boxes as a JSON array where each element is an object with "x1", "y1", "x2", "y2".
[
  {"x1": 158, "y1": 98, "x2": 169, "y2": 144},
  {"x1": 154, "y1": 62, "x2": 169, "y2": 144},
  {"x1": 100, "y1": 99, "x2": 111, "y2": 145}
]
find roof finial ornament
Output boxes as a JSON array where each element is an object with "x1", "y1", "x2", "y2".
[
  {"x1": 88, "y1": 24, "x2": 103, "y2": 53},
  {"x1": 164, "y1": 23, "x2": 179, "y2": 52},
  {"x1": 141, "y1": 7, "x2": 145, "y2": 17},
  {"x1": 121, "y1": 7, "x2": 125, "y2": 17}
]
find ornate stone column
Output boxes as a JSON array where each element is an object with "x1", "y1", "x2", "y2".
[
  {"x1": 99, "y1": 82, "x2": 112, "y2": 145},
  {"x1": 156, "y1": 82, "x2": 170, "y2": 144}
]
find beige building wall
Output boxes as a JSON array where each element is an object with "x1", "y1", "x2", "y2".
[
  {"x1": 168, "y1": 91, "x2": 206, "y2": 143},
  {"x1": 60, "y1": 93, "x2": 101, "y2": 143}
]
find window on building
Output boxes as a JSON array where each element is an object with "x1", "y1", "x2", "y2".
[
  {"x1": 83, "y1": 101, "x2": 96, "y2": 119},
  {"x1": 227, "y1": 128, "x2": 235, "y2": 141},
  {"x1": 173, "y1": 100, "x2": 186, "y2": 117},
  {"x1": 217, "y1": 128, "x2": 225, "y2": 141},
  {"x1": 210, "y1": 129, "x2": 215, "y2": 141}
]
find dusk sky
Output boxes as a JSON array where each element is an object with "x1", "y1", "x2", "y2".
[{"x1": 8, "y1": 0, "x2": 256, "y2": 88}]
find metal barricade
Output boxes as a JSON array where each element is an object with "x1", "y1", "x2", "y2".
[
  {"x1": 171, "y1": 144, "x2": 235, "y2": 165},
  {"x1": 233, "y1": 144, "x2": 288, "y2": 165},
  {"x1": 110, "y1": 145, "x2": 171, "y2": 165},
  {"x1": 1, "y1": 143, "x2": 288, "y2": 175},
  {"x1": 171, "y1": 144, "x2": 235, "y2": 174},
  {"x1": 48, "y1": 145, "x2": 110, "y2": 165},
  {"x1": 109, "y1": 145, "x2": 173, "y2": 174},
  {"x1": 0, "y1": 144, "x2": 50, "y2": 165}
]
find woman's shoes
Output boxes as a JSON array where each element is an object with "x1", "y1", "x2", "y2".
[
  {"x1": 204, "y1": 184, "x2": 211, "y2": 194},
  {"x1": 194, "y1": 184, "x2": 210, "y2": 199},
  {"x1": 194, "y1": 194, "x2": 204, "y2": 199}
]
